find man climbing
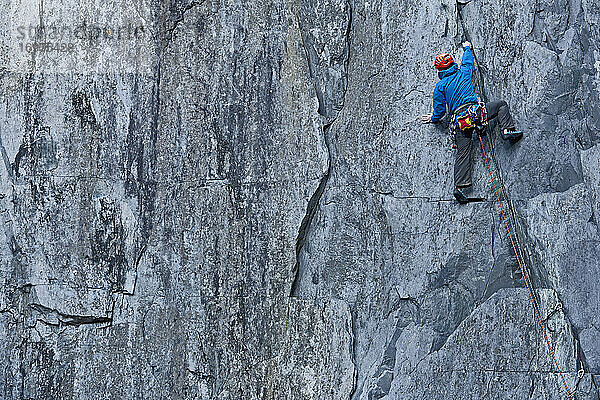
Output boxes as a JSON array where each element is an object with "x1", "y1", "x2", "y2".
[{"x1": 421, "y1": 41, "x2": 522, "y2": 204}]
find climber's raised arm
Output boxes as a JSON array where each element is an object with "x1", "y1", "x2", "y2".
[{"x1": 460, "y1": 41, "x2": 475, "y2": 77}]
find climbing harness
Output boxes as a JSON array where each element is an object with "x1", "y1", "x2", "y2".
[
  {"x1": 478, "y1": 134, "x2": 576, "y2": 398},
  {"x1": 451, "y1": 102, "x2": 488, "y2": 132},
  {"x1": 448, "y1": 101, "x2": 488, "y2": 148}
]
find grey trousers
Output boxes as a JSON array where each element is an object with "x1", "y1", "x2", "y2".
[
  {"x1": 486, "y1": 100, "x2": 515, "y2": 131},
  {"x1": 454, "y1": 129, "x2": 474, "y2": 188},
  {"x1": 453, "y1": 100, "x2": 515, "y2": 188}
]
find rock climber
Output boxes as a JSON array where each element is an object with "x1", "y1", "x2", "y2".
[{"x1": 421, "y1": 41, "x2": 522, "y2": 204}]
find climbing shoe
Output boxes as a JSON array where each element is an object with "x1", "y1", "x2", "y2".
[
  {"x1": 502, "y1": 128, "x2": 523, "y2": 142},
  {"x1": 453, "y1": 188, "x2": 470, "y2": 204}
]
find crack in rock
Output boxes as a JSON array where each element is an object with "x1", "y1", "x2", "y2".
[
  {"x1": 290, "y1": 0, "x2": 352, "y2": 297},
  {"x1": 29, "y1": 303, "x2": 112, "y2": 327}
]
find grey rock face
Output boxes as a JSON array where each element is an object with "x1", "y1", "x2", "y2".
[{"x1": 0, "y1": 0, "x2": 599, "y2": 399}]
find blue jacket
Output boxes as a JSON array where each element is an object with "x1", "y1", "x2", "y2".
[{"x1": 430, "y1": 46, "x2": 479, "y2": 123}]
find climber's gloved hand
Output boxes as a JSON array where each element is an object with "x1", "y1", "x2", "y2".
[
  {"x1": 462, "y1": 41, "x2": 472, "y2": 48},
  {"x1": 421, "y1": 113, "x2": 433, "y2": 124}
]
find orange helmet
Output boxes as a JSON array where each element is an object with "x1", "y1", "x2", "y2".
[{"x1": 434, "y1": 53, "x2": 454, "y2": 70}]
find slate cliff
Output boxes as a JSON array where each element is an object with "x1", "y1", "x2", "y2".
[{"x1": 1, "y1": 0, "x2": 599, "y2": 398}]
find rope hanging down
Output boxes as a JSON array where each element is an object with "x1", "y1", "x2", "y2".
[
  {"x1": 478, "y1": 134, "x2": 575, "y2": 398},
  {"x1": 457, "y1": 6, "x2": 575, "y2": 394}
]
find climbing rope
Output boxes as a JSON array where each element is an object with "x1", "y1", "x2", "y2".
[
  {"x1": 478, "y1": 134, "x2": 575, "y2": 398},
  {"x1": 457, "y1": 1, "x2": 536, "y2": 293},
  {"x1": 456, "y1": 3, "x2": 576, "y2": 394},
  {"x1": 484, "y1": 132, "x2": 531, "y2": 276}
]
